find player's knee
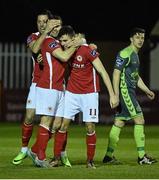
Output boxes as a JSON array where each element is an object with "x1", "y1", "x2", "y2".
[
  {"x1": 86, "y1": 123, "x2": 95, "y2": 134},
  {"x1": 60, "y1": 123, "x2": 69, "y2": 132},
  {"x1": 114, "y1": 120, "x2": 125, "y2": 128},
  {"x1": 52, "y1": 124, "x2": 61, "y2": 132},
  {"x1": 134, "y1": 117, "x2": 145, "y2": 125},
  {"x1": 40, "y1": 116, "x2": 52, "y2": 128},
  {"x1": 24, "y1": 114, "x2": 34, "y2": 124}
]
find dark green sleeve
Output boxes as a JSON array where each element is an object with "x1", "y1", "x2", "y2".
[{"x1": 114, "y1": 53, "x2": 129, "y2": 71}]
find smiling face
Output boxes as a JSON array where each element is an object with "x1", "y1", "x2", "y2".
[{"x1": 37, "y1": 15, "x2": 48, "y2": 34}]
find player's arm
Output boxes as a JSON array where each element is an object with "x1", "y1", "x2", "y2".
[
  {"x1": 113, "y1": 51, "x2": 129, "y2": 98},
  {"x1": 92, "y1": 57, "x2": 119, "y2": 108},
  {"x1": 52, "y1": 47, "x2": 77, "y2": 62},
  {"x1": 113, "y1": 69, "x2": 121, "y2": 98},
  {"x1": 52, "y1": 34, "x2": 83, "y2": 62},
  {"x1": 28, "y1": 33, "x2": 47, "y2": 53},
  {"x1": 137, "y1": 76, "x2": 155, "y2": 100},
  {"x1": 29, "y1": 20, "x2": 59, "y2": 53}
]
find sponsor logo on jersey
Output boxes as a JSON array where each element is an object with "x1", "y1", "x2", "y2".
[
  {"x1": 72, "y1": 63, "x2": 85, "y2": 68},
  {"x1": 49, "y1": 41, "x2": 58, "y2": 48},
  {"x1": 90, "y1": 49, "x2": 97, "y2": 57},
  {"x1": 116, "y1": 57, "x2": 124, "y2": 66}
]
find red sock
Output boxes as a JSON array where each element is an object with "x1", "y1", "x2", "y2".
[
  {"x1": 62, "y1": 131, "x2": 67, "y2": 151},
  {"x1": 54, "y1": 131, "x2": 66, "y2": 158},
  {"x1": 86, "y1": 132, "x2": 96, "y2": 161},
  {"x1": 22, "y1": 123, "x2": 33, "y2": 147},
  {"x1": 31, "y1": 126, "x2": 40, "y2": 154},
  {"x1": 31, "y1": 129, "x2": 52, "y2": 155},
  {"x1": 36, "y1": 126, "x2": 50, "y2": 160}
]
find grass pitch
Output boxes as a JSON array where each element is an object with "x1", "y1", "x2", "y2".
[{"x1": 0, "y1": 122, "x2": 158, "y2": 179}]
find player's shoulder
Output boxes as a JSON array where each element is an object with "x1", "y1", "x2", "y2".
[
  {"x1": 119, "y1": 46, "x2": 133, "y2": 59},
  {"x1": 80, "y1": 43, "x2": 89, "y2": 48},
  {"x1": 27, "y1": 32, "x2": 40, "y2": 44},
  {"x1": 43, "y1": 36, "x2": 59, "y2": 48},
  {"x1": 43, "y1": 36, "x2": 55, "y2": 44},
  {"x1": 27, "y1": 32, "x2": 39, "y2": 38},
  {"x1": 80, "y1": 43, "x2": 96, "y2": 51}
]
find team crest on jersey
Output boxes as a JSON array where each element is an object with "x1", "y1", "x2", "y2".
[
  {"x1": 116, "y1": 56, "x2": 124, "y2": 66},
  {"x1": 90, "y1": 49, "x2": 97, "y2": 57},
  {"x1": 49, "y1": 41, "x2": 58, "y2": 48},
  {"x1": 76, "y1": 55, "x2": 83, "y2": 62}
]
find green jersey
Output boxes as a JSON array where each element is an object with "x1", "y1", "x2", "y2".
[
  {"x1": 114, "y1": 46, "x2": 140, "y2": 89},
  {"x1": 114, "y1": 46, "x2": 143, "y2": 120}
]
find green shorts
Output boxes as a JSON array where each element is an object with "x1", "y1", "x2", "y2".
[{"x1": 115, "y1": 87, "x2": 143, "y2": 121}]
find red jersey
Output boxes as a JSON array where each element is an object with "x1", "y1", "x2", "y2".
[
  {"x1": 67, "y1": 44, "x2": 100, "y2": 94},
  {"x1": 27, "y1": 32, "x2": 43, "y2": 83},
  {"x1": 37, "y1": 36, "x2": 66, "y2": 90}
]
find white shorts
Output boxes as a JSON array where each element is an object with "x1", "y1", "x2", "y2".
[
  {"x1": 26, "y1": 83, "x2": 37, "y2": 109},
  {"x1": 64, "y1": 91, "x2": 99, "y2": 123},
  {"x1": 36, "y1": 87, "x2": 64, "y2": 117}
]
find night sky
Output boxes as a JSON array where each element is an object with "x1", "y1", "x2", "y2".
[{"x1": 0, "y1": 0, "x2": 158, "y2": 43}]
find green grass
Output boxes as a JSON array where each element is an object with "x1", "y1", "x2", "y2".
[{"x1": 0, "y1": 122, "x2": 158, "y2": 179}]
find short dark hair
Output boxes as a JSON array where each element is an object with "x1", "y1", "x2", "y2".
[
  {"x1": 36, "y1": 9, "x2": 54, "y2": 19},
  {"x1": 130, "y1": 27, "x2": 145, "y2": 37},
  {"x1": 58, "y1": 25, "x2": 75, "y2": 39}
]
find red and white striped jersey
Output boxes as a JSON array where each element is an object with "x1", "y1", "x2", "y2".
[
  {"x1": 67, "y1": 44, "x2": 100, "y2": 94},
  {"x1": 37, "y1": 36, "x2": 66, "y2": 90},
  {"x1": 27, "y1": 32, "x2": 43, "y2": 83}
]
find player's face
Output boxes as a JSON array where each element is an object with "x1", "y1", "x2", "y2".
[
  {"x1": 59, "y1": 35, "x2": 73, "y2": 49},
  {"x1": 37, "y1": 15, "x2": 48, "y2": 34},
  {"x1": 130, "y1": 33, "x2": 145, "y2": 50},
  {"x1": 50, "y1": 20, "x2": 62, "y2": 38}
]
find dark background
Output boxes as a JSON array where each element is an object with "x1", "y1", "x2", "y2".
[
  {"x1": 0, "y1": 0, "x2": 159, "y2": 123},
  {"x1": 0, "y1": 0, "x2": 158, "y2": 43}
]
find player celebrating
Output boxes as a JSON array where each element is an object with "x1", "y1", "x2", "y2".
[{"x1": 49, "y1": 25, "x2": 118, "y2": 168}]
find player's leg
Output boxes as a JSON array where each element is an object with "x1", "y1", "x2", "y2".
[
  {"x1": 52, "y1": 116, "x2": 71, "y2": 167},
  {"x1": 50, "y1": 118, "x2": 71, "y2": 167},
  {"x1": 85, "y1": 122, "x2": 96, "y2": 169},
  {"x1": 82, "y1": 92, "x2": 98, "y2": 168},
  {"x1": 50, "y1": 90, "x2": 79, "y2": 167},
  {"x1": 103, "y1": 119, "x2": 124, "y2": 164},
  {"x1": 103, "y1": 89, "x2": 130, "y2": 164},
  {"x1": 134, "y1": 116, "x2": 157, "y2": 165},
  {"x1": 32, "y1": 116, "x2": 52, "y2": 168},
  {"x1": 12, "y1": 83, "x2": 37, "y2": 165},
  {"x1": 28, "y1": 87, "x2": 55, "y2": 167}
]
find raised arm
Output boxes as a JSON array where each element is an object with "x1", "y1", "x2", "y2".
[{"x1": 29, "y1": 20, "x2": 60, "y2": 53}]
